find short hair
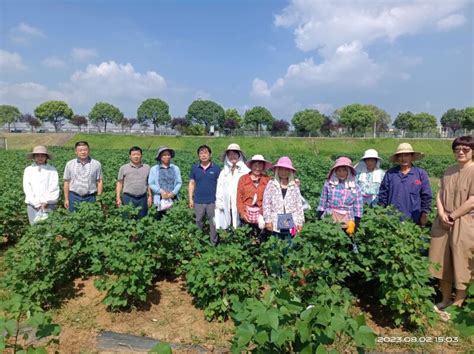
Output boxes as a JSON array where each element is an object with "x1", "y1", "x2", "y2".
[
  {"x1": 129, "y1": 146, "x2": 142, "y2": 154},
  {"x1": 197, "y1": 144, "x2": 212, "y2": 154},
  {"x1": 452, "y1": 135, "x2": 474, "y2": 150},
  {"x1": 75, "y1": 141, "x2": 89, "y2": 149}
]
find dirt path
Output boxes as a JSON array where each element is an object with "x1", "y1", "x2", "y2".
[
  {"x1": 1, "y1": 133, "x2": 76, "y2": 150},
  {"x1": 50, "y1": 277, "x2": 234, "y2": 352}
]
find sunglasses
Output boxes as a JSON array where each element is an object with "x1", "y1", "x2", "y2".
[{"x1": 453, "y1": 147, "x2": 472, "y2": 154}]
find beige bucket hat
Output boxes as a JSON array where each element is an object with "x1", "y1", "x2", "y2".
[
  {"x1": 27, "y1": 145, "x2": 53, "y2": 160},
  {"x1": 221, "y1": 143, "x2": 246, "y2": 161},
  {"x1": 245, "y1": 154, "x2": 273, "y2": 170},
  {"x1": 389, "y1": 143, "x2": 425, "y2": 162}
]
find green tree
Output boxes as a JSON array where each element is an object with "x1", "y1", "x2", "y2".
[
  {"x1": 70, "y1": 115, "x2": 88, "y2": 132},
  {"x1": 336, "y1": 103, "x2": 376, "y2": 136},
  {"x1": 364, "y1": 104, "x2": 391, "y2": 133},
  {"x1": 34, "y1": 100, "x2": 73, "y2": 132},
  {"x1": 462, "y1": 107, "x2": 474, "y2": 131},
  {"x1": 137, "y1": 98, "x2": 171, "y2": 134},
  {"x1": 411, "y1": 112, "x2": 437, "y2": 135},
  {"x1": 291, "y1": 109, "x2": 324, "y2": 136},
  {"x1": 393, "y1": 111, "x2": 414, "y2": 137},
  {"x1": 22, "y1": 114, "x2": 42, "y2": 132},
  {"x1": 186, "y1": 100, "x2": 225, "y2": 132},
  {"x1": 225, "y1": 108, "x2": 242, "y2": 126},
  {"x1": 243, "y1": 106, "x2": 274, "y2": 136},
  {"x1": 88, "y1": 102, "x2": 124, "y2": 133},
  {"x1": 441, "y1": 108, "x2": 464, "y2": 136},
  {"x1": 0, "y1": 105, "x2": 21, "y2": 131}
]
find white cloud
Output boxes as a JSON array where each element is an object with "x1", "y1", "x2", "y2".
[
  {"x1": 274, "y1": 0, "x2": 468, "y2": 53},
  {"x1": 71, "y1": 48, "x2": 98, "y2": 62},
  {"x1": 437, "y1": 14, "x2": 466, "y2": 31},
  {"x1": 0, "y1": 82, "x2": 66, "y2": 113},
  {"x1": 0, "y1": 50, "x2": 27, "y2": 70},
  {"x1": 42, "y1": 56, "x2": 67, "y2": 69},
  {"x1": 9, "y1": 22, "x2": 46, "y2": 44},
  {"x1": 1, "y1": 61, "x2": 168, "y2": 116},
  {"x1": 251, "y1": 78, "x2": 271, "y2": 98},
  {"x1": 309, "y1": 103, "x2": 334, "y2": 115}
]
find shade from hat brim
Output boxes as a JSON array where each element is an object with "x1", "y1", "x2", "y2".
[
  {"x1": 220, "y1": 149, "x2": 246, "y2": 162},
  {"x1": 327, "y1": 165, "x2": 356, "y2": 179},
  {"x1": 389, "y1": 151, "x2": 425, "y2": 163},
  {"x1": 27, "y1": 152, "x2": 53, "y2": 160},
  {"x1": 360, "y1": 155, "x2": 383, "y2": 162},
  {"x1": 156, "y1": 148, "x2": 175, "y2": 160},
  {"x1": 245, "y1": 159, "x2": 273, "y2": 170},
  {"x1": 272, "y1": 164, "x2": 297, "y2": 173}
]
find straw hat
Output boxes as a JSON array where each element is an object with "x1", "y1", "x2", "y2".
[
  {"x1": 272, "y1": 156, "x2": 296, "y2": 172},
  {"x1": 359, "y1": 149, "x2": 382, "y2": 161},
  {"x1": 245, "y1": 154, "x2": 273, "y2": 170},
  {"x1": 27, "y1": 145, "x2": 53, "y2": 160},
  {"x1": 155, "y1": 146, "x2": 175, "y2": 160},
  {"x1": 221, "y1": 143, "x2": 246, "y2": 161},
  {"x1": 327, "y1": 157, "x2": 355, "y2": 178},
  {"x1": 389, "y1": 143, "x2": 424, "y2": 162}
]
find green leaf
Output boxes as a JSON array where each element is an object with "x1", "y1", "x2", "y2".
[
  {"x1": 354, "y1": 325, "x2": 376, "y2": 348},
  {"x1": 254, "y1": 330, "x2": 269, "y2": 345},
  {"x1": 149, "y1": 342, "x2": 172, "y2": 353},
  {"x1": 316, "y1": 344, "x2": 328, "y2": 354}
]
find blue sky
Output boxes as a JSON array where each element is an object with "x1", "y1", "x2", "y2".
[{"x1": 0, "y1": 0, "x2": 472, "y2": 123}]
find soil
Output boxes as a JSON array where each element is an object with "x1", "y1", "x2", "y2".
[{"x1": 49, "y1": 276, "x2": 234, "y2": 353}]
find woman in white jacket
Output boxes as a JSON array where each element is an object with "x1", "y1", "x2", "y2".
[
  {"x1": 23, "y1": 146, "x2": 59, "y2": 224},
  {"x1": 215, "y1": 143, "x2": 250, "y2": 229}
]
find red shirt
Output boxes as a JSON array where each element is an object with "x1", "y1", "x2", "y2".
[{"x1": 236, "y1": 173, "x2": 270, "y2": 219}]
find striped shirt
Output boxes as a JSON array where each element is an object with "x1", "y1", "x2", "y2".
[{"x1": 64, "y1": 157, "x2": 103, "y2": 196}]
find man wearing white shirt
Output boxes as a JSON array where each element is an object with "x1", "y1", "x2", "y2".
[{"x1": 23, "y1": 146, "x2": 59, "y2": 224}]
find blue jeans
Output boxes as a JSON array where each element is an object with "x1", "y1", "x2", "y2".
[
  {"x1": 69, "y1": 191, "x2": 96, "y2": 212},
  {"x1": 123, "y1": 193, "x2": 148, "y2": 219}
]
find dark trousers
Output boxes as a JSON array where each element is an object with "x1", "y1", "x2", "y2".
[
  {"x1": 194, "y1": 203, "x2": 217, "y2": 245},
  {"x1": 123, "y1": 193, "x2": 148, "y2": 219},
  {"x1": 270, "y1": 230, "x2": 293, "y2": 277},
  {"x1": 69, "y1": 191, "x2": 96, "y2": 212}
]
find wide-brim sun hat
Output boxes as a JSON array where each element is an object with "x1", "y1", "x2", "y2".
[
  {"x1": 272, "y1": 156, "x2": 296, "y2": 172},
  {"x1": 27, "y1": 145, "x2": 53, "y2": 160},
  {"x1": 389, "y1": 143, "x2": 425, "y2": 162},
  {"x1": 360, "y1": 149, "x2": 382, "y2": 161},
  {"x1": 155, "y1": 146, "x2": 175, "y2": 160},
  {"x1": 327, "y1": 157, "x2": 355, "y2": 178},
  {"x1": 221, "y1": 143, "x2": 246, "y2": 161},
  {"x1": 245, "y1": 154, "x2": 273, "y2": 170}
]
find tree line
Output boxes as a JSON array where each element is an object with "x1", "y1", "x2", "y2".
[{"x1": 0, "y1": 99, "x2": 472, "y2": 136}]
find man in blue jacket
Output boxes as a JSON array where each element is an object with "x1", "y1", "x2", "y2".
[{"x1": 378, "y1": 143, "x2": 432, "y2": 226}]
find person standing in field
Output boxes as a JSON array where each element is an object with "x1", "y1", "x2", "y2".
[
  {"x1": 378, "y1": 143, "x2": 432, "y2": 226},
  {"x1": 355, "y1": 149, "x2": 385, "y2": 207},
  {"x1": 237, "y1": 154, "x2": 273, "y2": 241},
  {"x1": 23, "y1": 146, "x2": 59, "y2": 224},
  {"x1": 148, "y1": 146, "x2": 182, "y2": 220},
  {"x1": 317, "y1": 157, "x2": 363, "y2": 233},
  {"x1": 263, "y1": 156, "x2": 305, "y2": 241},
  {"x1": 214, "y1": 143, "x2": 250, "y2": 230},
  {"x1": 63, "y1": 141, "x2": 103, "y2": 212},
  {"x1": 116, "y1": 146, "x2": 152, "y2": 219},
  {"x1": 189, "y1": 145, "x2": 221, "y2": 245},
  {"x1": 429, "y1": 136, "x2": 474, "y2": 319}
]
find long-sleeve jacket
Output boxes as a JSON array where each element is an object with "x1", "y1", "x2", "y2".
[
  {"x1": 23, "y1": 164, "x2": 59, "y2": 208},
  {"x1": 378, "y1": 165, "x2": 432, "y2": 224},
  {"x1": 263, "y1": 179, "x2": 304, "y2": 232},
  {"x1": 148, "y1": 163, "x2": 182, "y2": 207},
  {"x1": 236, "y1": 174, "x2": 270, "y2": 219},
  {"x1": 215, "y1": 160, "x2": 250, "y2": 229}
]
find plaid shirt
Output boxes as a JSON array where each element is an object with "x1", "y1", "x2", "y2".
[{"x1": 317, "y1": 181, "x2": 363, "y2": 220}]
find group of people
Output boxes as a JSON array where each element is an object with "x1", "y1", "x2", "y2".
[{"x1": 22, "y1": 136, "x2": 473, "y2": 312}]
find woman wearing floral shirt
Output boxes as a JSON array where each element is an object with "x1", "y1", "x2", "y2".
[
  {"x1": 355, "y1": 149, "x2": 385, "y2": 207},
  {"x1": 317, "y1": 157, "x2": 363, "y2": 232}
]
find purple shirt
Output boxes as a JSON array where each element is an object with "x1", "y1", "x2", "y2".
[
  {"x1": 317, "y1": 181, "x2": 363, "y2": 220},
  {"x1": 378, "y1": 165, "x2": 432, "y2": 224}
]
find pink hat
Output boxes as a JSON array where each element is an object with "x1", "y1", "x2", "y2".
[
  {"x1": 327, "y1": 157, "x2": 355, "y2": 178},
  {"x1": 272, "y1": 156, "x2": 296, "y2": 172}
]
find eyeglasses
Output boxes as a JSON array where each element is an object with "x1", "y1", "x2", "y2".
[{"x1": 453, "y1": 147, "x2": 472, "y2": 154}]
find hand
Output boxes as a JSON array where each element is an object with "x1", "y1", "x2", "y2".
[
  {"x1": 40, "y1": 203, "x2": 48, "y2": 210},
  {"x1": 439, "y1": 212, "x2": 453, "y2": 226},
  {"x1": 160, "y1": 191, "x2": 168, "y2": 199},
  {"x1": 189, "y1": 200, "x2": 194, "y2": 209},
  {"x1": 296, "y1": 225, "x2": 302, "y2": 231},
  {"x1": 241, "y1": 214, "x2": 249, "y2": 223},
  {"x1": 265, "y1": 223, "x2": 273, "y2": 231},
  {"x1": 147, "y1": 196, "x2": 153, "y2": 208},
  {"x1": 64, "y1": 199, "x2": 69, "y2": 209},
  {"x1": 295, "y1": 178, "x2": 300, "y2": 187},
  {"x1": 116, "y1": 198, "x2": 122, "y2": 207},
  {"x1": 419, "y1": 212, "x2": 428, "y2": 226}
]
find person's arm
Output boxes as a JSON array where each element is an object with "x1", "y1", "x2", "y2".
[
  {"x1": 44, "y1": 169, "x2": 59, "y2": 207},
  {"x1": 147, "y1": 187, "x2": 153, "y2": 208},
  {"x1": 116, "y1": 180, "x2": 123, "y2": 207},
  {"x1": 294, "y1": 186, "x2": 305, "y2": 229},
  {"x1": 262, "y1": 182, "x2": 273, "y2": 231},
  {"x1": 171, "y1": 165, "x2": 182, "y2": 198},
  {"x1": 215, "y1": 173, "x2": 224, "y2": 210},
  {"x1": 63, "y1": 180, "x2": 70, "y2": 209},
  {"x1": 436, "y1": 179, "x2": 452, "y2": 225},
  {"x1": 23, "y1": 167, "x2": 36, "y2": 207},
  {"x1": 97, "y1": 178, "x2": 103, "y2": 196},
  {"x1": 419, "y1": 169, "x2": 432, "y2": 226},
  {"x1": 188, "y1": 179, "x2": 195, "y2": 208},
  {"x1": 450, "y1": 195, "x2": 474, "y2": 220},
  {"x1": 317, "y1": 182, "x2": 329, "y2": 213},
  {"x1": 377, "y1": 173, "x2": 389, "y2": 207},
  {"x1": 148, "y1": 167, "x2": 160, "y2": 194},
  {"x1": 353, "y1": 186, "x2": 363, "y2": 219}
]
